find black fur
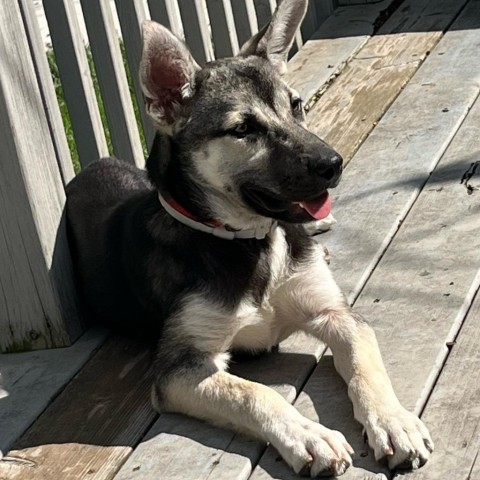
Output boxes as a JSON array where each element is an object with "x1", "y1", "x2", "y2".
[{"x1": 66, "y1": 151, "x2": 313, "y2": 344}]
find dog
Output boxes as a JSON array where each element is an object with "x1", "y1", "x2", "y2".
[{"x1": 65, "y1": 0, "x2": 433, "y2": 476}]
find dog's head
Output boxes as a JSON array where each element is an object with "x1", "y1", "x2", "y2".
[{"x1": 140, "y1": 0, "x2": 342, "y2": 230}]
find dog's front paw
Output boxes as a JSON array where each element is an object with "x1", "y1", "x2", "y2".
[
  {"x1": 272, "y1": 417, "x2": 354, "y2": 478},
  {"x1": 364, "y1": 406, "x2": 434, "y2": 470}
]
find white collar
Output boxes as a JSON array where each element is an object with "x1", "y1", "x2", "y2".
[{"x1": 158, "y1": 191, "x2": 277, "y2": 240}]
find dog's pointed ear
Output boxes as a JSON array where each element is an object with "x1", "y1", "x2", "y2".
[
  {"x1": 239, "y1": 0, "x2": 307, "y2": 75},
  {"x1": 139, "y1": 21, "x2": 200, "y2": 132}
]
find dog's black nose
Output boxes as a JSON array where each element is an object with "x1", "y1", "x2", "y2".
[{"x1": 304, "y1": 149, "x2": 343, "y2": 185}]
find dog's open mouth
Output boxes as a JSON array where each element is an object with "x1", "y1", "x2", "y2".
[{"x1": 241, "y1": 186, "x2": 331, "y2": 222}]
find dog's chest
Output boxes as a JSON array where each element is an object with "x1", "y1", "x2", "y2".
[{"x1": 230, "y1": 228, "x2": 296, "y2": 351}]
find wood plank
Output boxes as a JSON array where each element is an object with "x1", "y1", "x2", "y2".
[
  {"x1": 0, "y1": 0, "x2": 84, "y2": 352},
  {"x1": 307, "y1": 0, "x2": 470, "y2": 163},
  {"x1": 286, "y1": 0, "x2": 394, "y2": 106},
  {"x1": 43, "y1": 0, "x2": 109, "y2": 168},
  {"x1": 147, "y1": 0, "x2": 184, "y2": 40},
  {"x1": 114, "y1": 0, "x2": 156, "y2": 150},
  {"x1": 81, "y1": 0, "x2": 144, "y2": 167},
  {"x1": 0, "y1": 337, "x2": 156, "y2": 480},
  {"x1": 253, "y1": 0, "x2": 275, "y2": 29},
  {"x1": 206, "y1": 0, "x2": 239, "y2": 57},
  {"x1": 231, "y1": 0, "x2": 258, "y2": 47},
  {"x1": 113, "y1": 334, "x2": 325, "y2": 480},
  {"x1": 324, "y1": 1, "x2": 480, "y2": 302},
  {"x1": 397, "y1": 290, "x2": 480, "y2": 479},
  {"x1": 251, "y1": 3, "x2": 480, "y2": 477},
  {"x1": 0, "y1": 327, "x2": 107, "y2": 457},
  {"x1": 178, "y1": 0, "x2": 214, "y2": 64},
  {"x1": 18, "y1": 0, "x2": 75, "y2": 186},
  {"x1": 145, "y1": 0, "x2": 171, "y2": 31},
  {"x1": 250, "y1": 354, "x2": 390, "y2": 480}
]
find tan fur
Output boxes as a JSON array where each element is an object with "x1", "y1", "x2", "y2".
[{"x1": 156, "y1": 225, "x2": 433, "y2": 474}]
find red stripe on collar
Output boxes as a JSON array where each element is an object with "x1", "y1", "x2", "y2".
[{"x1": 161, "y1": 194, "x2": 224, "y2": 228}]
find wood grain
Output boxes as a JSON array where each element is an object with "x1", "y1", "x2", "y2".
[
  {"x1": 18, "y1": 0, "x2": 75, "y2": 186},
  {"x1": 287, "y1": 0, "x2": 394, "y2": 105},
  {"x1": 113, "y1": 334, "x2": 325, "y2": 480},
  {"x1": 397, "y1": 290, "x2": 480, "y2": 479},
  {"x1": 0, "y1": 0, "x2": 83, "y2": 351},
  {"x1": 307, "y1": 0, "x2": 470, "y2": 163},
  {"x1": 0, "y1": 327, "x2": 107, "y2": 457},
  {"x1": 0, "y1": 337, "x2": 155, "y2": 480}
]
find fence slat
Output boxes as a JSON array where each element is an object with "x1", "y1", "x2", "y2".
[
  {"x1": 231, "y1": 0, "x2": 258, "y2": 47},
  {"x1": 80, "y1": 0, "x2": 144, "y2": 167},
  {"x1": 207, "y1": 0, "x2": 239, "y2": 57},
  {"x1": 43, "y1": 0, "x2": 108, "y2": 168},
  {"x1": 148, "y1": 0, "x2": 185, "y2": 39},
  {"x1": 18, "y1": 0, "x2": 75, "y2": 186},
  {"x1": 0, "y1": 1, "x2": 82, "y2": 352},
  {"x1": 114, "y1": 0, "x2": 156, "y2": 152},
  {"x1": 178, "y1": 0, "x2": 214, "y2": 64},
  {"x1": 253, "y1": 0, "x2": 275, "y2": 28}
]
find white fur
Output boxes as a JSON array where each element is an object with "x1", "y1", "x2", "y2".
[{"x1": 162, "y1": 226, "x2": 433, "y2": 474}]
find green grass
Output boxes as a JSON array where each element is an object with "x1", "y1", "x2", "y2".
[{"x1": 47, "y1": 43, "x2": 147, "y2": 174}]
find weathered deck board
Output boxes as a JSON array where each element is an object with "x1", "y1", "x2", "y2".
[
  {"x1": 113, "y1": 335, "x2": 324, "y2": 480},
  {"x1": 250, "y1": 3, "x2": 480, "y2": 477},
  {"x1": 397, "y1": 291, "x2": 480, "y2": 479},
  {"x1": 250, "y1": 354, "x2": 389, "y2": 480},
  {"x1": 307, "y1": 0, "x2": 470, "y2": 163},
  {"x1": 287, "y1": 0, "x2": 395, "y2": 105},
  {"x1": 0, "y1": 338, "x2": 155, "y2": 480},
  {"x1": 324, "y1": 0, "x2": 480, "y2": 302},
  {"x1": 0, "y1": 328, "x2": 107, "y2": 457}
]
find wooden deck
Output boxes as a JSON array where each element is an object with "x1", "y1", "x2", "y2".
[{"x1": 1, "y1": 0, "x2": 479, "y2": 479}]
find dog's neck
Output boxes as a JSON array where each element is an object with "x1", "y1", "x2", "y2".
[{"x1": 147, "y1": 133, "x2": 277, "y2": 240}]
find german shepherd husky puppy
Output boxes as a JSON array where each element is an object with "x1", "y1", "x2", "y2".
[{"x1": 66, "y1": 0, "x2": 433, "y2": 476}]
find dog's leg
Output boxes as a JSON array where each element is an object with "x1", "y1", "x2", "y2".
[
  {"x1": 275, "y1": 246, "x2": 434, "y2": 470},
  {"x1": 153, "y1": 297, "x2": 353, "y2": 477}
]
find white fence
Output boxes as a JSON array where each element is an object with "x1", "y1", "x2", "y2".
[{"x1": 0, "y1": 0, "x2": 335, "y2": 352}]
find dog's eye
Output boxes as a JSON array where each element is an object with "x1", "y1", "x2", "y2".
[
  {"x1": 231, "y1": 122, "x2": 255, "y2": 138},
  {"x1": 291, "y1": 98, "x2": 303, "y2": 115}
]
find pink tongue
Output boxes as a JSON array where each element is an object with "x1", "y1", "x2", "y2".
[{"x1": 302, "y1": 192, "x2": 331, "y2": 220}]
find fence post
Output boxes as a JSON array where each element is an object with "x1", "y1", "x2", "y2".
[{"x1": 0, "y1": 1, "x2": 83, "y2": 352}]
